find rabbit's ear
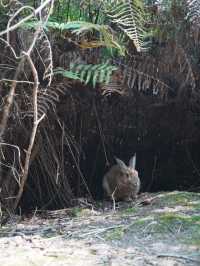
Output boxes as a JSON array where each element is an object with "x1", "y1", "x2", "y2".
[
  {"x1": 129, "y1": 153, "x2": 136, "y2": 170},
  {"x1": 115, "y1": 158, "x2": 127, "y2": 170}
]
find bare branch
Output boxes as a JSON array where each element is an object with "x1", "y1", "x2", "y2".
[
  {"x1": 0, "y1": 37, "x2": 21, "y2": 59},
  {"x1": 0, "y1": 0, "x2": 54, "y2": 37},
  {"x1": 0, "y1": 142, "x2": 23, "y2": 172},
  {"x1": 13, "y1": 52, "x2": 45, "y2": 210},
  {"x1": 0, "y1": 58, "x2": 25, "y2": 140},
  {"x1": 0, "y1": 79, "x2": 34, "y2": 84},
  {"x1": 7, "y1": 5, "x2": 35, "y2": 44}
]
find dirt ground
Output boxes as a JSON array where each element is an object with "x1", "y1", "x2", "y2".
[{"x1": 0, "y1": 191, "x2": 200, "y2": 266}]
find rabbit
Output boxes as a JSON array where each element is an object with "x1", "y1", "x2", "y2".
[{"x1": 102, "y1": 154, "x2": 140, "y2": 201}]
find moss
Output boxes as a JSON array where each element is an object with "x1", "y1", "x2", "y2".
[
  {"x1": 134, "y1": 216, "x2": 154, "y2": 225},
  {"x1": 189, "y1": 201, "x2": 200, "y2": 210},
  {"x1": 190, "y1": 215, "x2": 200, "y2": 223},
  {"x1": 186, "y1": 238, "x2": 200, "y2": 246},
  {"x1": 105, "y1": 227, "x2": 125, "y2": 240},
  {"x1": 71, "y1": 207, "x2": 82, "y2": 217},
  {"x1": 159, "y1": 213, "x2": 200, "y2": 224},
  {"x1": 185, "y1": 231, "x2": 200, "y2": 247},
  {"x1": 152, "y1": 212, "x2": 200, "y2": 246},
  {"x1": 70, "y1": 207, "x2": 97, "y2": 217},
  {"x1": 121, "y1": 207, "x2": 138, "y2": 215},
  {"x1": 158, "y1": 191, "x2": 200, "y2": 207},
  {"x1": 124, "y1": 216, "x2": 155, "y2": 234},
  {"x1": 159, "y1": 213, "x2": 190, "y2": 223}
]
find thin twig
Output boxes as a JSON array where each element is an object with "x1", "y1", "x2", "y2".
[
  {"x1": 0, "y1": 0, "x2": 54, "y2": 37},
  {"x1": 111, "y1": 187, "x2": 117, "y2": 211},
  {"x1": 0, "y1": 142, "x2": 23, "y2": 171},
  {"x1": 7, "y1": 5, "x2": 35, "y2": 44},
  {"x1": 147, "y1": 155, "x2": 157, "y2": 192},
  {"x1": 157, "y1": 254, "x2": 200, "y2": 264},
  {"x1": 0, "y1": 79, "x2": 34, "y2": 84}
]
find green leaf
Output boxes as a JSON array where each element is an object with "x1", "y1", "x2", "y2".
[
  {"x1": 54, "y1": 68, "x2": 81, "y2": 80},
  {"x1": 69, "y1": 62, "x2": 118, "y2": 87}
]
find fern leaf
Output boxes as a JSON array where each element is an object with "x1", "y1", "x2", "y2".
[
  {"x1": 92, "y1": 65, "x2": 101, "y2": 87},
  {"x1": 70, "y1": 62, "x2": 118, "y2": 87},
  {"x1": 105, "y1": 0, "x2": 147, "y2": 52},
  {"x1": 39, "y1": 31, "x2": 53, "y2": 86},
  {"x1": 54, "y1": 67, "x2": 81, "y2": 81},
  {"x1": 36, "y1": 84, "x2": 71, "y2": 117},
  {"x1": 47, "y1": 20, "x2": 125, "y2": 55}
]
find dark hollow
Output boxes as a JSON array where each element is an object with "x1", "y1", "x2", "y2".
[{"x1": 20, "y1": 86, "x2": 200, "y2": 212}]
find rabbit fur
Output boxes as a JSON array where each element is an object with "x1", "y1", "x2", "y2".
[{"x1": 102, "y1": 154, "x2": 140, "y2": 201}]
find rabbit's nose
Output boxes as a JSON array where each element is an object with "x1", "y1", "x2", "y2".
[{"x1": 128, "y1": 176, "x2": 132, "y2": 181}]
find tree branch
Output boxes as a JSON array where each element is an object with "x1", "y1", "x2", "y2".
[
  {"x1": 0, "y1": 0, "x2": 54, "y2": 37},
  {"x1": 0, "y1": 58, "x2": 25, "y2": 140},
  {"x1": 13, "y1": 52, "x2": 45, "y2": 210}
]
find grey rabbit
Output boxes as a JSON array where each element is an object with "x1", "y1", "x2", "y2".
[{"x1": 102, "y1": 154, "x2": 140, "y2": 201}]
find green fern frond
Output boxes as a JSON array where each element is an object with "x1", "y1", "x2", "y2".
[
  {"x1": 54, "y1": 67, "x2": 82, "y2": 80},
  {"x1": 104, "y1": 0, "x2": 147, "y2": 52},
  {"x1": 71, "y1": 21, "x2": 125, "y2": 55},
  {"x1": 23, "y1": 19, "x2": 125, "y2": 55},
  {"x1": 70, "y1": 61, "x2": 118, "y2": 87}
]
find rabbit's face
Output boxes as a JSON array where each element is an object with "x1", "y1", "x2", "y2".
[
  {"x1": 118, "y1": 168, "x2": 138, "y2": 185},
  {"x1": 115, "y1": 155, "x2": 138, "y2": 183}
]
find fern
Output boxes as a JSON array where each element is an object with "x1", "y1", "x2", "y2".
[
  {"x1": 21, "y1": 84, "x2": 70, "y2": 119},
  {"x1": 104, "y1": 0, "x2": 147, "y2": 52},
  {"x1": 124, "y1": 67, "x2": 170, "y2": 99},
  {"x1": 73, "y1": 22, "x2": 125, "y2": 54},
  {"x1": 37, "y1": 31, "x2": 53, "y2": 86},
  {"x1": 102, "y1": 61, "x2": 171, "y2": 99},
  {"x1": 37, "y1": 83, "x2": 74, "y2": 117},
  {"x1": 54, "y1": 67, "x2": 81, "y2": 80},
  {"x1": 70, "y1": 61, "x2": 118, "y2": 87},
  {"x1": 55, "y1": 62, "x2": 118, "y2": 87},
  {"x1": 24, "y1": 20, "x2": 125, "y2": 55},
  {"x1": 186, "y1": 0, "x2": 200, "y2": 23}
]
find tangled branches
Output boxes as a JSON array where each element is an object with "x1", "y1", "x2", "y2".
[{"x1": 0, "y1": 0, "x2": 54, "y2": 221}]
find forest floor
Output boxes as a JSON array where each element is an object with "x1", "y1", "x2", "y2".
[{"x1": 0, "y1": 191, "x2": 200, "y2": 266}]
